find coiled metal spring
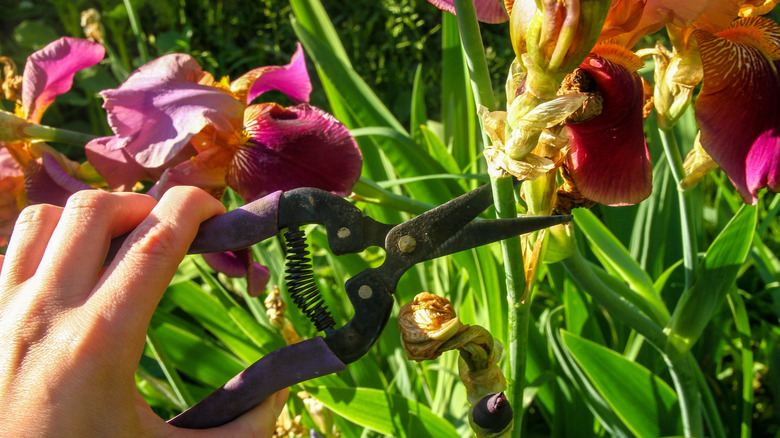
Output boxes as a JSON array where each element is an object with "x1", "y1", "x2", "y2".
[{"x1": 283, "y1": 227, "x2": 336, "y2": 333}]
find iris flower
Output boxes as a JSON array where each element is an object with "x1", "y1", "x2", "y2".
[
  {"x1": 564, "y1": 45, "x2": 652, "y2": 206},
  {"x1": 691, "y1": 13, "x2": 780, "y2": 204},
  {"x1": 86, "y1": 43, "x2": 362, "y2": 203},
  {"x1": 426, "y1": 0, "x2": 509, "y2": 23},
  {"x1": 0, "y1": 37, "x2": 104, "y2": 242}
]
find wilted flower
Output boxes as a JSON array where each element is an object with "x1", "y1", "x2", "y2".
[
  {"x1": 86, "y1": 43, "x2": 362, "y2": 202},
  {"x1": 399, "y1": 292, "x2": 465, "y2": 361},
  {"x1": 0, "y1": 149, "x2": 24, "y2": 246},
  {"x1": 426, "y1": 0, "x2": 509, "y2": 23},
  {"x1": 264, "y1": 286, "x2": 304, "y2": 345}
]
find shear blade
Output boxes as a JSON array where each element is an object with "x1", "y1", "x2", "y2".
[{"x1": 428, "y1": 214, "x2": 573, "y2": 261}]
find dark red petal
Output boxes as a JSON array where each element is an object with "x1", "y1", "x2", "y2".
[
  {"x1": 228, "y1": 103, "x2": 362, "y2": 202},
  {"x1": 565, "y1": 54, "x2": 652, "y2": 206},
  {"x1": 694, "y1": 17, "x2": 780, "y2": 204}
]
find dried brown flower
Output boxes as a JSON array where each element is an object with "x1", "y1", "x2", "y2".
[{"x1": 399, "y1": 292, "x2": 466, "y2": 361}]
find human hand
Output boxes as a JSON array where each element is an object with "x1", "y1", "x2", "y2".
[{"x1": 0, "y1": 187, "x2": 288, "y2": 437}]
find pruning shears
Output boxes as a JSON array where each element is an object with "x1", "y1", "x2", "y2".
[{"x1": 111, "y1": 181, "x2": 571, "y2": 428}]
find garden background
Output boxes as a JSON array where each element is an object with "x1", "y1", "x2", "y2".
[{"x1": 1, "y1": 1, "x2": 780, "y2": 437}]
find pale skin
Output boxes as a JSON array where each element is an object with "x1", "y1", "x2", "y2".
[{"x1": 0, "y1": 186, "x2": 288, "y2": 437}]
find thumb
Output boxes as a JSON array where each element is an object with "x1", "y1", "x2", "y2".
[{"x1": 193, "y1": 388, "x2": 290, "y2": 438}]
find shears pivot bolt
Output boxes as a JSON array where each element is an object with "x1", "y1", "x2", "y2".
[{"x1": 398, "y1": 235, "x2": 417, "y2": 253}]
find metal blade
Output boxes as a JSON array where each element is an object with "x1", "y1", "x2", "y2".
[{"x1": 426, "y1": 214, "x2": 573, "y2": 261}]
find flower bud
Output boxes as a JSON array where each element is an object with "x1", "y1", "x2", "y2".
[
  {"x1": 510, "y1": 0, "x2": 612, "y2": 94},
  {"x1": 399, "y1": 292, "x2": 465, "y2": 361},
  {"x1": 469, "y1": 392, "x2": 514, "y2": 438}
]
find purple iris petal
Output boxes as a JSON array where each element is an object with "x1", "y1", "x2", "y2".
[
  {"x1": 25, "y1": 154, "x2": 93, "y2": 206},
  {"x1": 201, "y1": 249, "x2": 270, "y2": 297},
  {"x1": 227, "y1": 103, "x2": 362, "y2": 202},
  {"x1": 202, "y1": 251, "x2": 248, "y2": 277},
  {"x1": 238, "y1": 42, "x2": 312, "y2": 105},
  {"x1": 22, "y1": 37, "x2": 105, "y2": 123},
  {"x1": 99, "y1": 53, "x2": 245, "y2": 168},
  {"x1": 427, "y1": 0, "x2": 508, "y2": 23},
  {"x1": 86, "y1": 135, "x2": 196, "y2": 191}
]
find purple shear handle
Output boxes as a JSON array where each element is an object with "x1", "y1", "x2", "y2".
[
  {"x1": 168, "y1": 337, "x2": 347, "y2": 429},
  {"x1": 188, "y1": 190, "x2": 283, "y2": 254},
  {"x1": 105, "y1": 190, "x2": 283, "y2": 263}
]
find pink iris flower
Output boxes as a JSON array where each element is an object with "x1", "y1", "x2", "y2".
[
  {"x1": 85, "y1": 43, "x2": 362, "y2": 203},
  {"x1": 426, "y1": 0, "x2": 509, "y2": 23},
  {"x1": 0, "y1": 37, "x2": 104, "y2": 242}
]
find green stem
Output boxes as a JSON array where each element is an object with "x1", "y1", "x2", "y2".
[
  {"x1": 123, "y1": 0, "x2": 150, "y2": 64},
  {"x1": 451, "y1": 0, "x2": 497, "y2": 111},
  {"x1": 691, "y1": 353, "x2": 727, "y2": 438},
  {"x1": 728, "y1": 289, "x2": 754, "y2": 438},
  {"x1": 23, "y1": 123, "x2": 98, "y2": 146},
  {"x1": 561, "y1": 248, "x2": 667, "y2": 348},
  {"x1": 563, "y1": 247, "x2": 704, "y2": 436},
  {"x1": 658, "y1": 127, "x2": 697, "y2": 290},
  {"x1": 664, "y1": 353, "x2": 704, "y2": 437},
  {"x1": 491, "y1": 175, "x2": 527, "y2": 437}
]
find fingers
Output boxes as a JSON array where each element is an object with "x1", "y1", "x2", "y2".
[
  {"x1": 90, "y1": 186, "x2": 224, "y2": 337},
  {"x1": 32, "y1": 191, "x2": 159, "y2": 303},
  {"x1": 0, "y1": 204, "x2": 62, "y2": 288}
]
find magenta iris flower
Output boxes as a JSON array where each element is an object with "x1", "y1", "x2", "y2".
[
  {"x1": 693, "y1": 16, "x2": 780, "y2": 204},
  {"x1": 426, "y1": 0, "x2": 508, "y2": 23},
  {"x1": 0, "y1": 37, "x2": 104, "y2": 241},
  {"x1": 86, "y1": 43, "x2": 362, "y2": 202},
  {"x1": 565, "y1": 47, "x2": 652, "y2": 206}
]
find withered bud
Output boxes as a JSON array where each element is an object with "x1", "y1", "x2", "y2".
[
  {"x1": 0, "y1": 57, "x2": 22, "y2": 103},
  {"x1": 559, "y1": 68, "x2": 603, "y2": 124},
  {"x1": 265, "y1": 286, "x2": 287, "y2": 327},
  {"x1": 554, "y1": 166, "x2": 596, "y2": 215},
  {"x1": 80, "y1": 9, "x2": 104, "y2": 43},
  {"x1": 298, "y1": 391, "x2": 333, "y2": 437},
  {"x1": 265, "y1": 286, "x2": 304, "y2": 345},
  {"x1": 399, "y1": 292, "x2": 466, "y2": 361}
]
